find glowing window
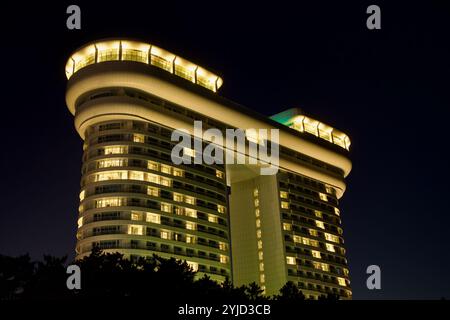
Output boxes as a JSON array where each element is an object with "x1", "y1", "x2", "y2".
[
  {"x1": 280, "y1": 191, "x2": 288, "y2": 199},
  {"x1": 129, "y1": 171, "x2": 144, "y2": 181},
  {"x1": 281, "y1": 201, "x2": 289, "y2": 209},
  {"x1": 254, "y1": 199, "x2": 260, "y2": 207},
  {"x1": 309, "y1": 229, "x2": 318, "y2": 237},
  {"x1": 258, "y1": 251, "x2": 264, "y2": 261},
  {"x1": 128, "y1": 225, "x2": 143, "y2": 235},
  {"x1": 326, "y1": 243, "x2": 335, "y2": 252},
  {"x1": 185, "y1": 208, "x2": 197, "y2": 218},
  {"x1": 173, "y1": 168, "x2": 184, "y2": 177},
  {"x1": 187, "y1": 261, "x2": 198, "y2": 271},
  {"x1": 314, "y1": 210, "x2": 323, "y2": 218},
  {"x1": 173, "y1": 193, "x2": 183, "y2": 202},
  {"x1": 315, "y1": 220, "x2": 325, "y2": 229},
  {"x1": 217, "y1": 205, "x2": 225, "y2": 214},
  {"x1": 325, "y1": 186, "x2": 334, "y2": 195},
  {"x1": 259, "y1": 262, "x2": 265, "y2": 272},
  {"x1": 104, "y1": 146, "x2": 126, "y2": 155},
  {"x1": 256, "y1": 230, "x2": 262, "y2": 239},
  {"x1": 186, "y1": 235, "x2": 195, "y2": 244},
  {"x1": 160, "y1": 177, "x2": 172, "y2": 187},
  {"x1": 338, "y1": 277, "x2": 347, "y2": 287},
  {"x1": 319, "y1": 193, "x2": 328, "y2": 202},
  {"x1": 98, "y1": 158, "x2": 124, "y2": 168},
  {"x1": 334, "y1": 208, "x2": 340, "y2": 216},
  {"x1": 220, "y1": 255, "x2": 228, "y2": 264},
  {"x1": 148, "y1": 161, "x2": 159, "y2": 171},
  {"x1": 219, "y1": 242, "x2": 226, "y2": 251},
  {"x1": 133, "y1": 134, "x2": 145, "y2": 143},
  {"x1": 208, "y1": 215, "x2": 218, "y2": 223},
  {"x1": 283, "y1": 223, "x2": 292, "y2": 231},
  {"x1": 186, "y1": 222, "x2": 196, "y2": 230},
  {"x1": 293, "y1": 235, "x2": 301, "y2": 243},
  {"x1": 256, "y1": 219, "x2": 261, "y2": 228},
  {"x1": 77, "y1": 217, "x2": 83, "y2": 228},
  {"x1": 146, "y1": 173, "x2": 159, "y2": 184},
  {"x1": 216, "y1": 170, "x2": 224, "y2": 179},
  {"x1": 96, "y1": 198, "x2": 122, "y2": 208},
  {"x1": 260, "y1": 274, "x2": 265, "y2": 283},
  {"x1": 147, "y1": 186, "x2": 159, "y2": 197},
  {"x1": 185, "y1": 196, "x2": 195, "y2": 205},
  {"x1": 161, "y1": 203, "x2": 172, "y2": 213},
  {"x1": 325, "y1": 233, "x2": 340, "y2": 243},
  {"x1": 160, "y1": 164, "x2": 172, "y2": 174},
  {"x1": 79, "y1": 190, "x2": 85, "y2": 201},
  {"x1": 131, "y1": 212, "x2": 140, "y2": 221},
  {"x1": 311, "y1": 250, "x2": 321, "y2": 259},
  {"x1": 257, "y1": 240, "x2": 263, "y2": 249},
  {"x1": 146, "y1": 213, "x2": 160, "y2": 224},
  {"x1": 255, "y1": 209, "x2": 260, "y2": 217},
  {"x1": 253, "y1": 188, "x2": 259, "y2": 197},
  {"x1": 160, "y1": 230, "x2": 171, "y2": 239},
  {"x1": 286, "y1": 256, "x2": 296, "y2": 265}
]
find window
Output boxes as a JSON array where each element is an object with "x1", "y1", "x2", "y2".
[
  {"x1": 253, "y1": 188, "x2": 259, "y2": 197},
  {"x1": 186, "y1": 235, "x2": 195, "y2": 244},
  {"x1": 161, "y1": 203, "x2": 172, "y2": 213},
  {"x1": 338, "y1": 277, "x2": 347, "y2": 287},
  {"x1": 133, "y1": 134, "x2": 145, "y2": 143},
  {"x1": 96, "y1": 198, "x2": 122, "y2": 208},
  {"x1": 129, "y1": 171, "x2": 144, "y2": 181},
  {"x1": 325, "y1": 233, "x2": 340, "y2": 243},
  {"x1": 219, "y1": 242, "x2": 226, "y2": 251},
  {"x1": 131, "y1": 212, "x2": 140, "y2": 221},
  {"x1": 314, "y1": 210, "x2": 323, "y2": 218},
  {"x1": 334, "y1": 207, "x2": 340, "y2": 216},
  {"x1": 173, "y1": 168, "x2": 184, "y2": 177},
  {"x1": 259, "y1": 262, "x2": 265, "y2": 272},
  {"x1": 161, "y1": 164, "x2": 172, "y2": 174},
  {"x1": 311, "y1": 250, "x2": 321, "y2": 259},
  {"x1": 260, "y1": 274, "x2": 265, "y2": 283},
  {"x1": 173, "y1": 193, "x2": 183, "y2": 202},
  {"x1": 280, "y1": 191, "x2": 288, "y2": 199},
  {"x1": 104, "y1": 146, "x2": 126, "y2": 155},
  {"x1": 128, "y1": 225, "x2": 143, "y2": 235},
  {"x1": 147, "y1": 186, "x2": 159, "y2": 197},
  {"x1": 319, "y1": 193, "x2": 328, "y2": 202},
  {"x1": 217, "y1": 205, "x2": 225, "y2": 214},
  {"x1": 286, "y1": 256, "x2": 296, "y2": 265},
  {"x1": 293, "y1": 235, "x2": 301, "y2": 243},
  {"x1": 77, "y1": 217, "x2": 83, "y2": 228},
  {"x1": 160, "y1": 230, "x2": 171, "y2": 240},
  {"x1": 254, "y1": 199, "x2": 259, "y2": 207},
  {"x1": 98, "y1": 158, "x2": 124, "y2": 168},
  {"x1": 325, "y1": 186, "x2": 334, "y2": 195},
  {"x1": 216, "y1": 170, "x2": 224, "y2": 179},
  {"x1": 160, "y1": 177, "x2": 172, "y2": 187},
  {"x1": 95, "y1": 170, "x2": 127, "y2": 181},
  {"x1": 256, "y1": 219, "x2": 261, "y2": 228},
  {"x1": 79, "y1": 190, "x2": 85, "y2": 201},
  {"x1": 326, "y1": 243, "x2": 335, "y2": 252},
  {"x1": 148, "y1": 161, "x2": 158, "y2": 171},
  {"x1": 309, "y1": 229, "x2": 318, "y2": 237},
  {"x1": 315, "y1": 220, "x2": 325, "y2": 229},
  {"x1": 185, "y1": 196, "x2": 195, "y2": 205},
  {"x1": 146, "y1": 213, "x2": 160, "y2": 224},
  {"x1": 257, "y1": 240, "x2": 263, "y2": 249},
  {"x1": 208, "y1": 215, "x2": 218, "y2": 223},
  {"x1": 185, "y1": 208, "x2": 197, "y2": 218},
  {"x1": 256, "y1": 230, "x2": 262, "y2": 239},
  {"x1": 187, "y1": 261, "x2": 198, "y2": 271},
  {"x1": 281, "y1": 201, "x2": 289, "y2": 209},
  {"x1": 220, "y1": 255, "x2": 228, "y2": 264},
  {"x1": 283, "y1": 223, "x2": 292, "y2": 231},
  {"x1": 255, "y1": 209, "x2": 260, "y2": 217},
  {"x1": 258, "y1": 251, "x2": 264, "y2": 261},
  {"x1": 186, "y1": 222, "x2": 196, "y2": 230}
]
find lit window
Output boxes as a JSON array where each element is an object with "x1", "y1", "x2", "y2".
[
  {"x1": 96, "y1": 198, "x2": 122, "y2": 208},
  {"x1": 325, "y1": 233, "x2": 340, "y2": 243},
  {"x1": 146, "y1": 213, "x2": 160, "y2": 224},
  {"x1": 208, "y1": 215, "x2": 218, "y2": 223},
  {"x1": 280, "y1": 191, "x2": 288, "y2": 199},
  {"x1": 77, "y1": 217, "x2": 83, "y2": 228},
  {"x1": 334, "y1": 207, "x2": 340, "y2": 216},
  {"x1": 104, "y1": 146, "x2": 126, "y2": 155},
  {"x1": 187, "y1": 261, "x2": 198, "y2": 271},
  {"x1": 148, "y1": 161, "x2": 158, "y2": 171},
  {"x1": 257, "y1": 240, "x2": 263, "y2": 249},
  {"x1": 326, "y1": 243, "x2": 335, "y2": 252},
  {"x1": 219, "y1": 242, "x2": 226, "y2": 251},
  {"x1": 147, "y1": 186, "x2": 159, "y2": 197},
  {"x1": 128, "y1": 225, "x2": 143, "y2": 235},
  {"x1": 186, "y1": 221, "x2": 196, "y2": 230},
  {"x1": 186, "y1": 235, "x2": 195, "y2": 244},
  {"x1": 343, "y1": 268, "x2": 349, "y2": 276},
  {"x1": 256, "y1": 230, "x2": 262, "y2": 239},
  {"x1": 185, "y1": 208, "x2": 197, "y2": 218},
  {"x1": 311, "y1": 250, "x2": 321, "y2": 259},
  {"x1": 217, "y1": 205, "x2": 225, "y2": 214},
  {"x1": 160, "y1": 164, "x2": 172, "y2": 174},
  {"x1": 96, "y1": 170, "x2": 127, "y2": 181},
  {"x1": 98, "y1": 158, "x2": 124, "y2": 168},
  {"x1": 283, "y1": 223, "x2": 292, "y2": 231},
  {"x1": 310, "y1": 239, "x2": 319, "y2": 247},
  {"x1": 216, "y1": 170, "x2": 224, "y2": 179},
  {"x1": 286, "y1": 256, "x2": 296, "y2": 265},
  {"x1": 254, "y1": 199, "x2": 259, "y2": 207},
  {"x1": 302, "y1": 237, "x2": 310, "y2": 246},
  {"x1": 131, "y1": 212, "x2": 140, "y2": 221},
  {"x1": 281, "y1": 201, "x2": 289, "y2": 209},
  {"x1": 133, "y1": 134, "x2": 145, "y2": 143},
  {"x1": 146, "y1": 173, "x2": 159, "y2": 184},
  {"x1": 338, "y1": 277, "x2": 347, "y2": 287},
  {"x1": 173, "y1": 168, "x2": 184, "y2": 177},
  {"x1": 220, "y1": 255, "x2": 228, "y2": 264},
  {"x1": 321, "y1": 263, "x2": 330, "y2": 272},
  {"x1": 325, "y1": 186, "x2": 334, "y2": 195},
  {"x1": 160, "y1": 230, "x2": 171, "y2": 239},
  {"x1": 293, "y1": 235, "x2": 301, "y2": 243},
  {"x1": 253, "y1": 188, "x2": 259, "y2": 197},
  {"x1": 160, "y1": 177, "x2": 172, "y2": 187},
  {"x1": 309, "y1": 229, "x2": 318, "y2": 237},
  {"x1": 260, "y1": 274, "x2": 265, "y2": 283},
  {"x1": 258, "y1": 251, "x2": 264, "y2": 260},
  {"x1": 314, "y1": 210, "x2": 323, "y2": 218},
  {"x1": 173, "y1": 193, "x2": 183, "y2": 202},
  {"x1": 161, "y1": 203, "x2": 172, "y2": 213},
  {"x1": 129, "y1": 171, "x2": 144, "y2": 181},
  {"x1": 183, "y1": 147, "x2": 195, "y2": 157},
  {"x1": 315, "y1": 220, "x2": 325, "y2": 229},
  {"x1": 254, "y1": 209, "x2": 260, "y2": 218},
  {"x1": 259, "y1": 262, "x2": 265, "y2": 271},
  {"x1": 79, "y1": 190, "x2": 85, "y2": 201},
  {"x1": 319, "y1": 193, "x2": 328, "y2": 202},
  {"x1": 256, "y1": 219, "x2": 261, "y2": 228},
  {"x1": 185, "y1": 196, "x2": 195, "y2": 205}
]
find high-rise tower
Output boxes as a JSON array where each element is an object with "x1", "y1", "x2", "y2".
[{"x1": 65, "y1": 39, "x2": 352, "y2": 298}]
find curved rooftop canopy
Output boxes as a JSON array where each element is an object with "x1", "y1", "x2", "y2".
[
  {"x1": 65, "y1": 39, "x2": 223, "y2": 92},
  {"x1": 271, "y1": 108, "x2": 351, "y2": 151}
]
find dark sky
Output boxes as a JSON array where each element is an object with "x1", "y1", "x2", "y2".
[{"x1": 0, "y1": 1, "x2": 449, "y2": 299}]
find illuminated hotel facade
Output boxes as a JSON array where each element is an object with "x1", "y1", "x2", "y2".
[{"x1": 65, "y1": 39, "x2": 353, "y2": 299}]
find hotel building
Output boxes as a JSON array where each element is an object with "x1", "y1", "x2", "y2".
[{"x1": 65, "y1": 39, "x2": 352, "y2": 298}]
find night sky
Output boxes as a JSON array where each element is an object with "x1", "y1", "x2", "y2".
[{"x1": 0, "y1": 1, "x2": 449, "y2": 299}]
